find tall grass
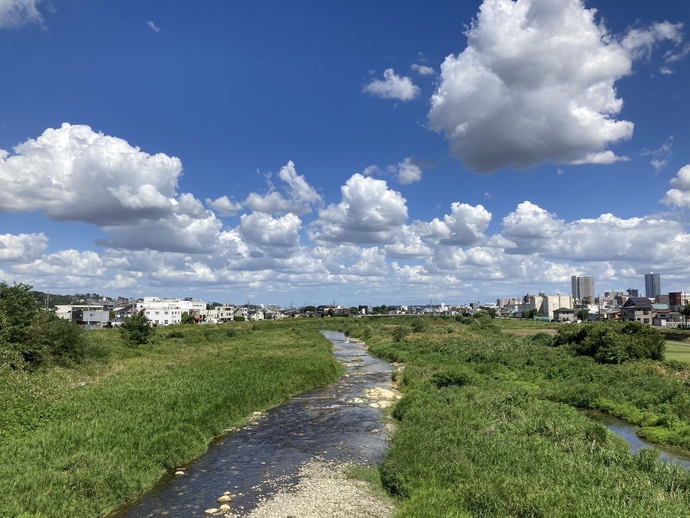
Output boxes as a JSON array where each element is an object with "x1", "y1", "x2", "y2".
[
  {"x1": 350, "y1": 317, "x2": 690, "y2": 516},
  {"x1": 0, "y1": 321, "x2": 343, "y2": 518}
]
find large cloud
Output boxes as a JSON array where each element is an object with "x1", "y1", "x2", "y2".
[
  {"x1": 0, "y1": 232, "x2": 47, "y2": 262},
  {"x1": 238, "y1": 212, "x2": 302, "y2": 258},
  {"x1": 428, "y1": 0, "x2": 683, "y2": 173},
  {"x1": 312, "y1": 174, "x2": 408, "y2": 244},
  {"x1": 412, "y1": 202, "x2": 492, "y2": 247},
  {"x1": 0, "y1": 124, "x2": 183, "y2": 225}
]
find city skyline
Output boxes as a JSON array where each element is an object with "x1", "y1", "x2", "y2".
[{"x1": 1, "y1": 0, "x2": 690, "y2": 306}]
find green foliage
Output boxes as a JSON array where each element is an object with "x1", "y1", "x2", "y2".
[
  {"x1": 119, "y1": 313, "x2": 155, "y2": 345},
  {"x1": 0, "y1": 321, "x2": 343, "y2": 518},
  {"x1": 410, "y1": 318, "x2": 428, "y2": 333},
  {"x1": 576, "y1": 308, "x2": 589, "y2": 321},
  {"x1": 553, "y1": 321, "x2": 665, "y2": 364},
  {"x1": 392, "y1": 325, "x2": 411, "y2": 342},
  {"x1": 1, "y1": 283, "x2": 87, "y2": 369},
  {"x1": 428, "y1": 368, "x2": 474, "y2": 388},
  {"x1": 234, "y1": 316, "x2": 245, "y2": 322},
  {"x1": 180, "y1": 311, "x2": 196, "y2": 325},
  {"x1": 523, "y1": 308, "x2": 538, "y2": 319}
]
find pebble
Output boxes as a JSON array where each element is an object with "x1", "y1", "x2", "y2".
[
  {"x1": 219, "y1": 504, "x2": 231, "y2": 511},
  {"x1": 204, "y1": 509, "x2": 219, "y2": 515},
  {"x1": 217, "y1": 495, "x2": 232, "y2": 503},
  {"x1": 174, "y1": 471, "x2": 185, "y2": 476}
]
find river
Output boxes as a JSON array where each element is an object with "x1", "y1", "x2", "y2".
[{"x1": 109, "y1": 331, "x2": 397, "y2": 517}]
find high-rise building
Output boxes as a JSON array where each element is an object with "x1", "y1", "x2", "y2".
[
  {"x1": 644, "y1": 273, "x2": 661, "y2": 299},
  {"x1": 627, "y1": 288, "x2": 639, "y2": 297},
  {"x1": 571, "y1": 276, "x2": 595, "y2": 303}
]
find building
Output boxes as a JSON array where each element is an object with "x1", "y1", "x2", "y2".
[
  {"x1": 541, "y1": 294, "x2": 574, "y2": 320},
  {"x1": 644, "y1": 273, "x2": 661, "y2": 299},
  {"x1": 571, "y1": 276, "x2": 595, "y2": 303},
  {"x1": 135, "y1": 297, "x2": 207, "y2": 326},
  {"x1": 553, "y1": 308, "x2": 576, "y2": 322},
  {"x1": 621, "y1": 297, "x2": 653, "y2": 324},
  {"x1": 627, "y1": 288, "x2": 639, "y2": 297},
  {"x1": 669, "y1": 292, "x2": 688, "y2": 311}
]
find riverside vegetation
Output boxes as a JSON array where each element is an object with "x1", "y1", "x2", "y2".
[
  {"x1": 0, "y1": 286, "x2": 343, "y2": 518},
  {"x1": 337, "y1": 315, "x2": 690, "y2": 517},
  {"x1": 6, "y1": 287, "x2": 690, "y2": 517}
]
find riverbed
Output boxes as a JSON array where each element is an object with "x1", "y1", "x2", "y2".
[{"x1": 109, "y1": 331, "x2": 398, "y2": 517}]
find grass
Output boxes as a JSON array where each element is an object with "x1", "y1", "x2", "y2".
[
  {"x1": 333, "y1": 316, "x2": 690, "y2": 516},
  {"x1": 0, "y1": 321, "x2": 343, "y2": 518},
  {"x1": 665, "y1": 341, "x2": 690, "y2": 364}
]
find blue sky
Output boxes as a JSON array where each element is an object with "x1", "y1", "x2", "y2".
[{"x1": 1, "y1": 0, "x2": 690, "y2": 307}]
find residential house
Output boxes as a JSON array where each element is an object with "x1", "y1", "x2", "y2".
[{"x1": 620, "y1": 297, "x2": 653, "y2": 324}]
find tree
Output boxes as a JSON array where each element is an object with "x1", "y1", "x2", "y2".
[
  {"x1": 327, "y1": 308, "x2": 336, "y2": 317},
  {"x1": 522, "y1": 308, "x2": 538, "y2": 319},
  {"x1": 680, "y1": 301, "x2": 690, "y2": 324},
  {"x1": 577, "y1": 309, "x2": 590, "y2": 321},
  {"x1": 180, "y1": 311, "x2": 196, "y2": 325},
  {"x1": 119, "y1": 312, "x2": 155, "y2": 345},
  {"x1": 349, "y1": 306, "x2": 359, "y2": 316}
]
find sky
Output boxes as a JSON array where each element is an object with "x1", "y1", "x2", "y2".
[{"x1": 1, "y1": 0, "x2": 690, "y2": 307}]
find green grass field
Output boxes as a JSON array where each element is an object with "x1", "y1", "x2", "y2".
[
  {"x1": 665, "y1": 340, "x2": 690, "y2": 364},
  {"x1": 0, "y1": 321, "x2": 343, "y2": 518}
]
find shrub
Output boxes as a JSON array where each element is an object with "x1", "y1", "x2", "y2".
[
  {"x1": 28, "y1": 312, "x2": 86, "y2": 366},
  {"x1": 119, "y1": 313, "x2": 155, "y2": 346},
  {"x1": 392, "y1": 326, "x2": 411, "y2": 342},
  {"x1": 429, "y1": 368, "x2": 473, "y2": 388},
  {"x1": 411, "y1": 319, "x2": 427, "y2": 333}
]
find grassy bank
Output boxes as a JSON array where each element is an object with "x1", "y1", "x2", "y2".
[
  {"x1": 0, "y1": 321, "x2": 343, "y2": 518},
  {"x1": 334, "y1": 316, "x2": 690, "y2": 516}
]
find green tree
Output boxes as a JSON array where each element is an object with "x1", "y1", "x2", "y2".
[
  {"x1": 327, "y1": 308, "x2": 336, "y2": 317},
  {"x1": 349, "y1": 306, "x2": 359, "y2": 316},
  {"x1": 680, "y1": 301, "x2": 690, "y2": 324},
  {"x1": 119, "y1": 312, "x2": 155, "y2": 345},
  {"x1": 523, "y1": 308, "x2": 538, "y2": 319},
  {"x1": 577, "y1": 309, "x2": 590, "y2": 321},
  {"x1": 180, "y1": 311, "x2": 196, "y2": 325}
]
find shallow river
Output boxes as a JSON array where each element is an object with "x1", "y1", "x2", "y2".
[{"x1": 110, "y1": 331, "x2": 396, "y2": 517}]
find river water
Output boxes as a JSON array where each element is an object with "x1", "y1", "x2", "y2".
[
  {"x1": 110, "y1": 331, "x2": 396, "y2": 518},
  {"x1": 587, "y1": 411, "x2": 690, "y2": 469}
]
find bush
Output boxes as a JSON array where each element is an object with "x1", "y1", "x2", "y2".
[
  {"x1": 392, "y1": 326, "x2": 411, "y2": 342},
  {"x1": 119, "y1": 313, "x2": 155, "y2": 346},
  {"x1": 554, "y1": 322, "x2": 665, "y2": 364},
  {"x1": 429, "y1": 368, "x2": 474, "y2": 388},
  {"x1": 28, "y1": 312, "x2": 86, "y2": 366},
  {"x1": 411, "y1": 319, "x2": 427, "y2": 333}
]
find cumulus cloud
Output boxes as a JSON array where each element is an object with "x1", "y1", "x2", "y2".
[
  {"x1": 411, "y1": 64, "x2": 435, "y2": 76},
  {"x1": 13, "y1": 250, "x2": 105, "y2": 277},
  {"x1": 0, "y1": 123, "x2": 182, "y2": 225},
  {"x1": 206, "y1": 196, "x2": 243, "y2": 217},
  {"x1": 0, "y1": 232, "x2": 47, "y2": 262},
  {"x1": 621, "y1": 21, "x2": 683, "y2": 61},
  {"x1": 0, "y1": 0, "x2": 43, "y2": 29},
  {"x1": 396, "y1": 157, "x2": 423, "y2": 184},
  {"x1": 242, "y1": 161, "x2": 320, "y2": 215},
  {"x1": 502, "y1": 200, "x2": 688, "y2": 263},
  {"x1": 428, "y1": 0, "x2": 649, "y2": 172},
  {"x1": 412, "y1": 202, "x2": 491, "y2": 247},
  {"x1": 238, "y1": 212, "x2": 302, "y2": 258},
  {"x1": 312, "y1": 174, "x2": 408, "y2": 244},
  {"x1": 661, "y1": 165, "x2": 690, "y2": 208},
  {"x1": 363, "y1": 68, "x2": 420, "y2": 101}
]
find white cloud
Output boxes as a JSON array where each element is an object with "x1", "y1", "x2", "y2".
[
  {"x1": 621, "y1": 21, "x2": 683, "y2": 61},
  {"x1": 0, "y1": 123, "x2": 182, "y2": 225},
  {"x1": 396, "y1": 157, "x2": 423, "y2": 184},
  {"x1": 242, "y1": 161, "x2": 320, "y2": 215},
  {"x1": 411, "y1": 64, "x2": 435, "y2": 76},
  {"x1": 412, "y1": 202, "x2": 491, "y2": 247},
  {"x1": 428, "y1": 0, "x2": 639, "y2": 172},
  {"x1": 662, "y1": 165, "x2": 690, "y2": 208},
  {"x1": 312, "y1": 174, "x2": 408, "y2": 245},
  {"x1": 238, "y1": 212, "x2": 302, "y2": 258},
  {"x1": 0, "y1": 0, "x2": 43, "y2": 29},
  {"x1": 362, "y1": 165, "x2": 380, "y2": 176},
  {"x1": 0, "y1": 232, "x2": 47, "y2": 262},
  {"x1": 206, "y1": 196, "x2": 243, "y2": 217},
  {"x1": 147, "y1": 20, "x2": 160, "y2": 33},
  {"x1": 13, "y1": 250, "x2": 105, "y2": 277},
  {"x1": 363, "y1": 68, "x2": 420, "y2": 101}
]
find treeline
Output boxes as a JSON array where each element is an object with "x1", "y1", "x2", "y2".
[{"x1": 0, "y1": 283, "x2": 88, "y2": 370}]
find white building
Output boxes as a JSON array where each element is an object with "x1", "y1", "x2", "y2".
[{"x1": 135, "y1": 297, "x2": 206, "y2": 326}]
